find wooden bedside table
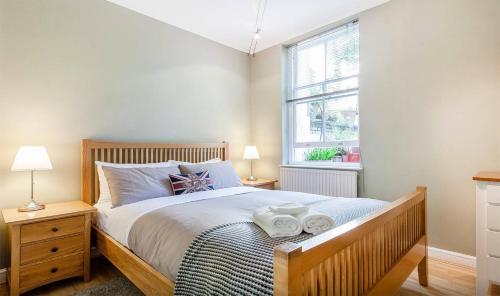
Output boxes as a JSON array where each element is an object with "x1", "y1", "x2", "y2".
[
  {"x1": 1, "y1": 201, "x2": 96, "y2": 296},
  {"x1": 241, "y1": 178, "x2": 278, "y2": 190}
]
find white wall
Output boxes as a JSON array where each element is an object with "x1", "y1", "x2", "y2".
[
  {"x1": 250, "y1": 46, "x2": 286, "y2": 180},
  {"x1": 250, "y1": 0, "x2": 500, "y2": 255},
  {"x1": 0, "y1": 0, "x2": 251, "y2": 267}
]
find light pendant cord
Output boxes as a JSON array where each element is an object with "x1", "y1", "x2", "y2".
[{"x1": 247, "y1": 0, "x2": 268, "y2": 56}]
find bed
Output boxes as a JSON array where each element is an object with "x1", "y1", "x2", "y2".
[{"x1": 81, "y1": 139, "x2": 428, "y2": 296}]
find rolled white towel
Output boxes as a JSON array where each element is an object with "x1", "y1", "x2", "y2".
[
  {"x1": 253, "y1": 206, "x2": 303, "y2": 238},
  {"x1": 296, "y1": 209, "x2": 335, "y2": 235},
  {"x1": 269, "y1": 203, "x2": 308, "y2": 215}
]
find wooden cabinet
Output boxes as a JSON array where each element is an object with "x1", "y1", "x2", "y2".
[
  {"x1": 241, "y1": 178, "x2": 277, "y2": 190},
  {"x1": 1, "y1": 201, "x2": 96, "y2": 295},
  {"x1": 473, "y1": 172, "x2": 500, "y2": 295}
]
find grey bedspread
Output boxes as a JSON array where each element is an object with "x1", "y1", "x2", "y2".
[{"x1": 127, "y1": 190, "x2": 388, "y2": 282}]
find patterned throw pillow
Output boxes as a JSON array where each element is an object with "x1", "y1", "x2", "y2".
[{"x1": 169, "y1": 171, "x2": 214, "y2": 195}]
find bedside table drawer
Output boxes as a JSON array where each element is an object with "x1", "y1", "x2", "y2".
[
  {"x1": 21, "y1": 215, "x2": 84, "y2": 244},
  {"x1": 20, "y1": 234, "x2": 84, "y2": 265},
  {"x1": 19, "y1": 252, "x2": 83, "y2": 290}
]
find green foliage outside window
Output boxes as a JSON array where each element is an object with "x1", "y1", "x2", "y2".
[{"x1": 305, "y1": 147, "x2": 347, "y2": 161}]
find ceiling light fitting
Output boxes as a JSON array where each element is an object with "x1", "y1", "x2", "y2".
[{"x1": 248, "y1": 0, "x2": 267, "y2": 56}]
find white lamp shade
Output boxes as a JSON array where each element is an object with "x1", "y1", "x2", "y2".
[
  {"x1": 11, "y1": 146, "x2": 53, "y2": 171},
  {"x1": 243, "y1": 146, "x2": 260, "y2": 160}
]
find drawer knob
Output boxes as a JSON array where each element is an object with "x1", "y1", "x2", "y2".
[
  {"x1": 51, "y1": 247, "x2": 58, "y2": 253},
  {"x1": 52, "y1": 227, "x2": 59, "y2": 232},
  {"x1": 50, "y1": 267, "x2": 58, "y2": 273}
]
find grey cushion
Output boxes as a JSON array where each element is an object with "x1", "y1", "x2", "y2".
[
  {"x1": 103, "y1": 166, "x2": 181, "y2": 208},
  {"x1": 179, "y1": 160, "x2": 242, "y2": 189}
]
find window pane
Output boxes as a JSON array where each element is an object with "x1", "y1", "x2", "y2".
[
  {"x1": 295, "y1": 101, "x2": 323, "y2": 143},
  {"x1": 293, "y1": 147, "x2": 337, "y2": 162},
  {"x1": 294, "y1": 147, "x2": 361, "y2": 162},
  {"x1": 324, "y1": 95, "x2": 358, "y2": 111},
  {"x1": 296, "y1": 43, "x2": 325, "y2": 87},
  {"x1": 324, "y1": 96, "x2": 359, "y2": 141},
  {"x1": 293, "y1": 148, "x2": 310, "y2": 162},
  {"x1": 326, "y1": 25, "x2": 359, "y2": 80}
]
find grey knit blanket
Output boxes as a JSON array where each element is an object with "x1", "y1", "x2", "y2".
[{"x1": 174, "y1": 222, "x2": 313, "y2": 296}]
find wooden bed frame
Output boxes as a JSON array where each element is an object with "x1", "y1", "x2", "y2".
[{"x1": 81, "y1": 139, "x2": 428, "y2": 296}]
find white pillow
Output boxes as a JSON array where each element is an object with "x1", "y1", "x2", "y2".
[
  {"x1": 95, "y1": 161, "x2": 176, "y2": 204},
  {"x1": 168, "y1": 158, "x2": 221, "y2": 165},
  {"x1": 179, "y1": 160, "x2": 242, "y2": 189}
]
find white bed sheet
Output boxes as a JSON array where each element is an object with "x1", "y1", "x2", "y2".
[{"x1": 94, "y1": 186, "x2": 263, "y2": 247}]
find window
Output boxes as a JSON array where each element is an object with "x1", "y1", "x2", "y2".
[{"x1": 285, "y1": 20, "x2": 360, "y2": 164}]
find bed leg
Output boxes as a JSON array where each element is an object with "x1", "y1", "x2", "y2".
[
  {"x1": 417, "y1": 186, "x2": 428, "y2": 287},
  {"x1": 274, "y1": 242, "x2": 303, "y2": 296},
  {"x1": 418, "y1": 255, "x2": 428, "y2": 286}
]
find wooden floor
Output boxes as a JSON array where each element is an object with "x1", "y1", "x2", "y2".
[
  {"x1": 400, "y1": 258, "x2": 500, "y2": 296},
  {"x1": 0, "y1": 256, "x2": 498, "y2": 295}
]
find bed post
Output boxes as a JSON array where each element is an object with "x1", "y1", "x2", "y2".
[
  {"x1": 274, "y1": 242, "x2": 303, "y2": 296},
  {"x1": 223, "y1": 141, "x2": 229, "y2": 161},
  {"x1": 417, "y1": 186, "x2": 428, "y2": 287},
  {"x1": 81, "y1": 139, "x2": 93, "y2": 205}
]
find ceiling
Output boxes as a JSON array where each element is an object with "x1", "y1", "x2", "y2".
[{"x1": 106, "y1": 0, "x2": 389, "y2": 53}]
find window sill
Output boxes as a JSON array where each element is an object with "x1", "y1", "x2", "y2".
[{"x1": 281, "y1": 162, "x2": 363, "y2": 171}]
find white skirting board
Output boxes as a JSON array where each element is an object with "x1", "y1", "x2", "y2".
[
  {"x1": 0, "y1": 247, "x2": 477, "y2": 284},
  {"x1": 428, "y1": 246, "x2": 476, "y2": 268}
]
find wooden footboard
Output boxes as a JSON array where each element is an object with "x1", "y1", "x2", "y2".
[{"x1": 274, "y1": 186, "x2": 428, "y2": 296}]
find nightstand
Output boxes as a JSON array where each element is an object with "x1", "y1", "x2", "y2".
[
  {"x1": 241, "y1": 178, "x2": 278, "y2": 190},
  {"x1": 1, "y1": 201, "x2": 96, "y2": 296}
]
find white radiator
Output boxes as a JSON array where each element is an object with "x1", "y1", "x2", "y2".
[{"x1": 279, "y1": 166, "x2": 358, "y2": 198}]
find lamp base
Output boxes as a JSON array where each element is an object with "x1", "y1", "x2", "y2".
[
  {"x1": 18, "y1": 200, "x2": 45, "y2": 212},
  {"x1": 247, "y1": 176, "x2": 258, "y2": 181}
]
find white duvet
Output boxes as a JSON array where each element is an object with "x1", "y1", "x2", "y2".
[{"x1": 94, "y1": 187, "x2": 263, "y2": 247}]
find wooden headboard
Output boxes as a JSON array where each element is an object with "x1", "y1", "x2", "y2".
[{"x1": 81, "y1": 139, "x2": 229, "y2": 205}]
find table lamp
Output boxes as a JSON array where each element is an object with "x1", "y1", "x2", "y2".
[
  {"x1": 11, "y1": 146, "x2": 53, "y2": 212},
  {"x1": 243, "y1": 145, "x2": 259, "y2": 181}
]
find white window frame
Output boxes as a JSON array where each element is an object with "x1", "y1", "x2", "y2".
[{"x1": 285, "y1": 20, "x2": 359, "y2": 165}]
